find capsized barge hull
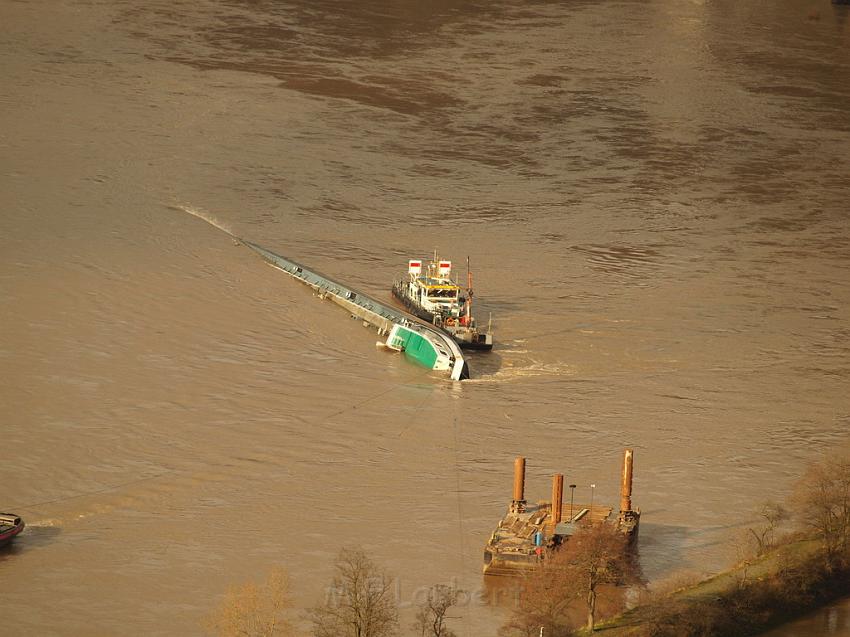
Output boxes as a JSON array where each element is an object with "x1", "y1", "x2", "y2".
[{"x1": 244, "y1": 242, "x2": 469, "y2": 381}]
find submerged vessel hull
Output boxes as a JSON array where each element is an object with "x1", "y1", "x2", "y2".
[{"x1": 245, "y1": 243, "x2": 469, "y2": 380}]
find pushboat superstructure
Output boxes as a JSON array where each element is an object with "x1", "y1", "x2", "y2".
[
  {"x1": 245, "y1": 242, "x2": 469, "y2": 381},
  {"x1": 392, "y1": 255, "x2": 494, "y2": 351}
]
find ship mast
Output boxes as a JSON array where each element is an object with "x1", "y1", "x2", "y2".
[{"x1": 466, "y1": 256, "x2": 473, "y2": 323}]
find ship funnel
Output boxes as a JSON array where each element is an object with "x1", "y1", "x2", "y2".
[
  {"x1": 511, "y1": 457, "x2": 526, "y2": 512},
  {"x1": 620, "y1": 448, "x2": 634, "y2": 512},
  {"x1": 551, "y1": 473, "x2": 564, "y2": 526}
]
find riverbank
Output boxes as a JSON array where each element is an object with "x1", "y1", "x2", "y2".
[{"x1": 589, "y1": 537, "x2": 850, "y2": 637}]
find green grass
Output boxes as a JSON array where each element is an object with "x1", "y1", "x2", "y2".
[{"x1": 587, "y1": 536, "x2": 849, "y2": 637}]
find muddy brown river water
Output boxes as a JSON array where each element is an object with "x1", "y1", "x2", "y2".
[{"x1": 2, "y1": 0, "x2": 850, "y2": 634}]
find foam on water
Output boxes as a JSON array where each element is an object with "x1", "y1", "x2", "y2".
[{"x1": 171, "y1": 203, "x2": 235, "y2": 238}]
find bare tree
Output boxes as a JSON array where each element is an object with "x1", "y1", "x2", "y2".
[
  {"x1": 499, "y1": 551, "x2": 577, "y2": 637},
  {"x1": 204, "y1": 566, "x2": 294, "y2": 637},
  {"x1": 501, "y1": 523, "x2": 638, "y2": 636},
  {"x1": 747, "y1": 501, "x2": 788, "y2": 556},
  {"x1": 792, "y1": 452, "x2": 850, "y2": 560},
  {"x1": 310, "y1": 547, "x2": 398, "y2": 637},
  {"x1": 561, "y1": 522, "x2": 637, "y2": 632},
  {"x1": 413, "y1": 584, "x2": 459, "y2": 637}
]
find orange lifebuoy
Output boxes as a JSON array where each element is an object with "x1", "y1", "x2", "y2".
[{"x1": 445, "y1": 317, "x2": 456, "y2": 326}]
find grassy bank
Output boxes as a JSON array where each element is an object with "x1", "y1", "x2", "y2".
[{"x1": 588, "y1": 536, "x2": 850, "y2": 637}]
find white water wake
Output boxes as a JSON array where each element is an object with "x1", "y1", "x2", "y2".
[
  {"x1": 171, "y1": 203, "x2": 236, "y2": 238},
  {"x1": 464, "y1": 360, "x2": 575, "y2": 383}
]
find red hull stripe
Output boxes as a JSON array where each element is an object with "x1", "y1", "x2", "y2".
[
  {"x1": 0, "y1": 526, "x2": 24, "y2": 542},
  {"x1": 0, "y1": 524, "x2": 24, "y2": 542}
]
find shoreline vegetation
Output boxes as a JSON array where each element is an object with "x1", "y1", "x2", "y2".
[
  {"x1": 500, "y1": 450, "x2": 850, "y2": 637},
  {"x1": 591, "y1": 533, "x2": 850, "y2": 637},
  {"x1": 203, "y1": 452, "x2": 850, "y2": 637}
]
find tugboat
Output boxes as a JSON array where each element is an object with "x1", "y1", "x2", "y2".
[
  {"x1": 392, "y1": 256, "x2": 494, "y2": 350},
  {"x1": 0, "y1": 513, "x2": 24, "y2": 547}
]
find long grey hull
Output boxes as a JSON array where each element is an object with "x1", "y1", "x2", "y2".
[{"x1": 243, "y1": 242, "x2": 469, "y2": 380}]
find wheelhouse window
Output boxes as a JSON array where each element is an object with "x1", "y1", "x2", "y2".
[{"x1": 428, "y1": 289, "x2": 458, "y2": 299}]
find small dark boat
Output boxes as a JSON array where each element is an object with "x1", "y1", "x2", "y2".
[{"x1": 0, "y1": 513, "x2": 25, "y2": 547}]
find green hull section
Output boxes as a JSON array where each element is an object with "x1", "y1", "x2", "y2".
[{"x1": 387, "y1": 326, "x2": 439, "y2": 369}]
